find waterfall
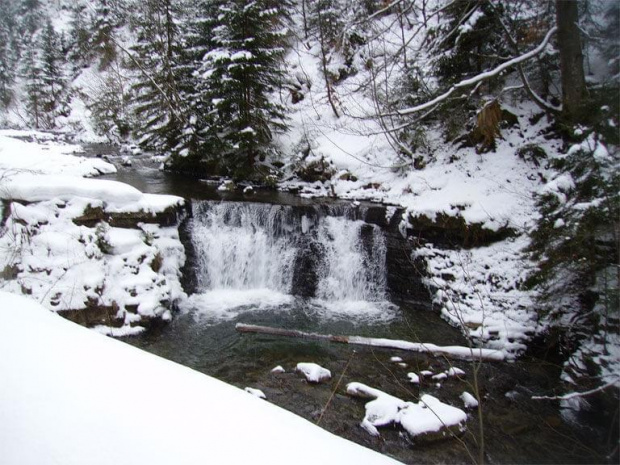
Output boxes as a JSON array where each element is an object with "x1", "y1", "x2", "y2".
[
  {"x1": 190, "y1": 201, "x2": 298, "y2": 292},
  {"x1": 315, "y1": 216, "x2": 387, "y2": 302},
  {"x1": 185, "y1": 200, "x2": 394, "y2": 320}
]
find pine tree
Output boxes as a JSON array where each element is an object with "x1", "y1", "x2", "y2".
[
  {"x1": 0, "y1": 0, "x2": 17, "y2": 108},
  {"x1": 22, "y1": 40, "x2": 45, "y2": 128},
  {"x1": 195, "y1": 0, "x2": 290, "y2": 177},
  {"x1": 39, "y1": 20, "x2": 69, "y2": 126},
  {"x1": 68, "y1": 4, "x2": 92, "y2": 70},
  {"x1": 91, "y1": 0, "x2": 119, "y2": 70},
  {"x1": 131, "y1": 0, "x2": 186, "y2": 152}
]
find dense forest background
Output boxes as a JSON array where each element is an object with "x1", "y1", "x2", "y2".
[{"x1": 0, "y1": 0, "x2": 618, "y2": 426}]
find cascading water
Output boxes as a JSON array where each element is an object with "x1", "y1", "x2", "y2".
[
  {"x1": 183, "y1": 200, "x2": 396, "y2": 321},
  {"x1": 315, "y1": 216, "x2": 387, "y2": 302},
  {"x1": 190, "y1": 201, "x2": 297, "y2": 292}
]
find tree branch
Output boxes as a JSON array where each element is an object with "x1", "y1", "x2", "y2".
[
  {"x1": 393, "y1": 26, "x2": 558, "y2": 117},
  {"x1": 532, "y1": 378, "x2": 620, "y2": 401}
]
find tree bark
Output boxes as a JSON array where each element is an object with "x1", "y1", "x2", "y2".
[{"x1": 556, "y1": 0, "x2": 587, "y2": 119}]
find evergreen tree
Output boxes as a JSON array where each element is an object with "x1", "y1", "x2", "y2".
[
  {"x1": 22, "y1": 39, "x2": 45, "y2": 128},
  {"x1": 0, "y1": 0, "x2": 17, "y2": 108},
  {"x1": 195, "y1": 0, "x2": 290, "y2": 177},
  {"x1": 431, "y1": 0, "x2": 511, "y2": 89},
  {"x1": 38, "y1": 20, "x2": 69, "y2": 127},
  {"x1": 131, "y1": 0, "x2": 186, "y2": 151},
  {"x1": 91, "y1": 0, "x2": 120, "y2": 70},
  {"x1": 68, "y1": 4, "x2": 92, "y2": 70}
]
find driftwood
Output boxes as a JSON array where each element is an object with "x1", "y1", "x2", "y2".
[{"x1": 235, "y1": 323, "x2": 505, "y2": 362}]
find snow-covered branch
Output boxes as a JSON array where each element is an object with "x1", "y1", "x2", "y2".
[
  {"x1": 532, "y1": 378, "x2": 620, "y2": 401},
  {"x1": 395, "y1": 26, "x2": 558, "y2": 117}
]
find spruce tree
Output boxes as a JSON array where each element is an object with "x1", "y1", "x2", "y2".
[
  {"x1": 131, "y1": 0, "x2": 186, "y2": 152},
  {"x1": 39, "y1": 20, "x2": 69, "y2": 126},
  {"x1": 91, "y1": 0, "x2": 119, "y2": 70},
  {"x1": 0, "y1": 0, "x2": 16, "y2": 108},
  {"x1": 195, "y1": 0, "x2": 290, "y2": 178},
  {"x1": 22, "y1": 40, "x2": 45, "y2": 128}
]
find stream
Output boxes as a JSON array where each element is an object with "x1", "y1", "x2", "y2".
[{"x1": 92, "y1": 149, "x2": 611, "y2": 464}]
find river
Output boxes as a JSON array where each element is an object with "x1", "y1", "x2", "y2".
[{"x1": 93, "y1": 149, "x2": 611, "y2": 464}]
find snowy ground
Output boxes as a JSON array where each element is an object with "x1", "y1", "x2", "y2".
[
  {"x1": 0, "y1": 291, "x2": 400, "y2": 465},
  {"x1": 278, "y1": 39, "x2": 555, "y2": 358},
  {"x1": 0, "y1": 131, "x2": 186, "y2": 333}
]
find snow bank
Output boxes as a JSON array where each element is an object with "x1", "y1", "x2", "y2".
[
  {"x1": 417, "y1": 235, "x2": 538, "y2": 359},
  {"x1": 0, "y1": 292, "x2": 400, "y2": 465},
  {"x1": 0, "y1": 198, "x2": 186, "y2": 329},
  {"x1": 1, "y1": 173, "x2": 183, "y2": 214},
  {"x1": 0, "y1": 133, "x2": 115, "y2": 177}
]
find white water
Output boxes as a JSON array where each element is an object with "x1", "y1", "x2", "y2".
[
  {"x1": 186, "y1": 201, "x2": 395, "y2": 320},
  {"x1": 191, "y1": 202, "x2": 297, "y2": 292},
  {"x1": 315, "y1": 216, "x2": 387, "y2": 302}
]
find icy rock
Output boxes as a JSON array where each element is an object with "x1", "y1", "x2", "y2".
[
  {"x1": 271, "y1": 365, "x2": 285, "y2": 374},
  {"x1": 121, "y1": 156, "x2": 132, "y2": 167},
  {"x1": 244, "y1": 387, "x2": 266, "y2": 400},
  {"x1": 420, "y1": 370, "x2": 434, "y2": 377},
  {"x1": 243, "y1": 185, "x2": 254, "y2": 194},
  {"x1": 217, "y1": 180, "x2": 235, "y2": 192},
  {"x1": 446, "y1": 367, "x2": 466, "y2": 377},
  {"x1": 296, "y1": 363, "x2": 331, "y2": 383},
  {"x1": 347, "y1": 382, "x2": 467, "y2": 441},
  {"x1": 460, "y1": 391, "x2": 479, "y2": 409},
  {"x1": 389, "y1": 356, "x2": 403, "y2": 363},
  {"x1": 407, "y1": 373, "x2": 420, "y2": 384}
]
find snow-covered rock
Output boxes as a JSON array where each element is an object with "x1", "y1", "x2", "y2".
[
  {"x1": 296, "y1": 362, "x2": 332, "y2": 383},
  {"x1": 461, "y1": 391, "x2": 479, "y2": 409},
  {"x1": 244, "y1": 387, "x2": 267, "y2": 399},
  {"x1": 347, "y1": 382, "x2": 467, "y2": 440}
]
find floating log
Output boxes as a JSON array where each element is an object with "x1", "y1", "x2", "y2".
[{"x1": 235, "y1": 323, "x2": 505, "y2": 362}]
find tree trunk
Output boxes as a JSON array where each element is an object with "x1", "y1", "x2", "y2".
[{"x1": 556, "y1": 0, "x2": 587, "y2": 119}]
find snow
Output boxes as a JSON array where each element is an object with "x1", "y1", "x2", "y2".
[
  {"x1": 296, "y1": 362, "x2": 332, "y2": 383},
  {"x1": 389, "y1": 356, "x2": 403, "y2": 363},
  {"x1": 0, "y1": 292, "x2": 400, "y2": 465},
  {"x1": 407, "y1": 373, "x2": 420, "y2": 384},
  {"x1": 460, "y1": 391, "x2": 480, "y2": 409},
  {"x1": 0, "y1": 133, "x2": 115, "y2": 177},
  {"x1": 0, "y1": 134, "x2": 186, "y2": 331},
  {"x1": 446, "y1": 367, "x2": 466, "y2": 377},
  {"x1": 244, "y1": 387, "x2": 267, "y2": 399},
  {"x1": 418, "y1": 235, "x2": 538, "y2": 359},
  {"x1": 347, "y1": 382, "x2": 467, "y2": 439},
  {"x1": 271, "y1": 365, "x2": 285, "y2": 374},
  {"x1": 346, "y1": 335, "x2": 505, "y2": 361}
]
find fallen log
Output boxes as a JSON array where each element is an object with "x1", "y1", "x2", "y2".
[{"x1": 235, "y1": 323, "x2": 505, "y2": 362}]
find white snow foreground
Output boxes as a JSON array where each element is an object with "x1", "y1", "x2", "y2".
[
  {"x1": 347, "y1": 382, "x2": 467, "y2": 439},
  {"x1": 0, "y1": 292, "x2": 401, "y2": 465}
]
